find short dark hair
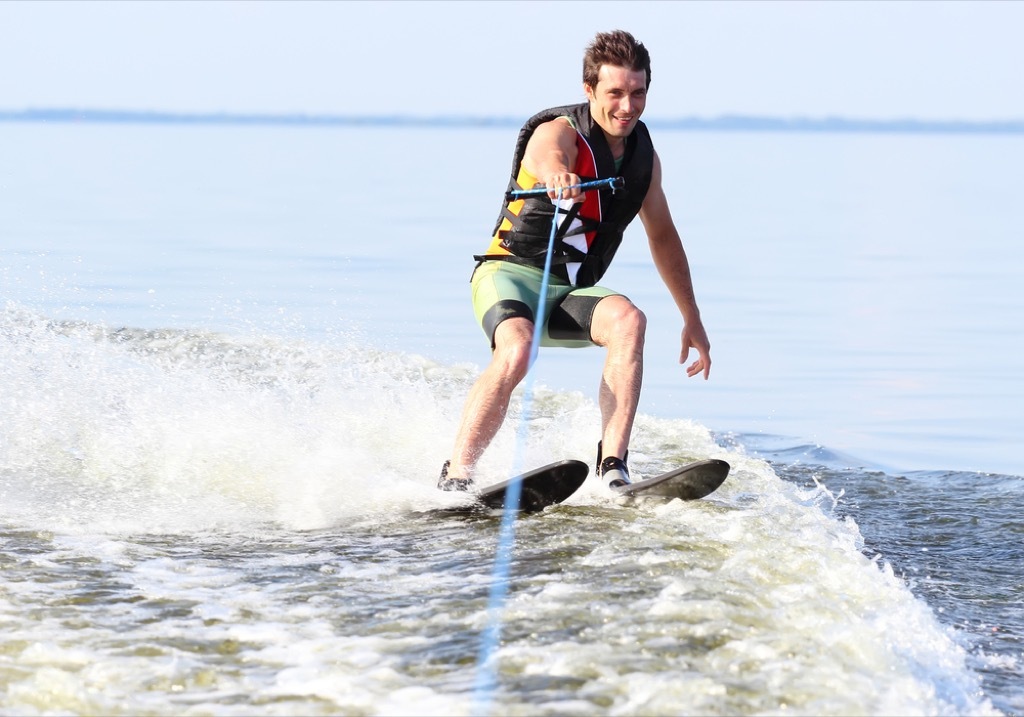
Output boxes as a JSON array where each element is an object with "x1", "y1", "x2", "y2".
[{"x1": 583, "y1": 30, "x2": 652, "y2": 90}]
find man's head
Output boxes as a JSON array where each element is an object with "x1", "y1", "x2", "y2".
[
  {"x1": 583, "y1": 30, "x2": 651, "y2": 91},
  {"x1": 583, "y1": 30, "x2": 651, "y2": 141}
]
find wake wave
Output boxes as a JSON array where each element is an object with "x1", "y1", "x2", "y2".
[
  {"x1": 1, "y1": 305, "x2": 471, "y2": 531},
  {"x1": 0, "y1": 304, "x2": 720, "y2": 532}
]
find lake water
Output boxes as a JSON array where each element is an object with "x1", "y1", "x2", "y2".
[{"x1": 0, "y1": 121, "x2": 1021, "y2": 715}]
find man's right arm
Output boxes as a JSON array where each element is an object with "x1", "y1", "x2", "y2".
[{"x1": 521, "y1": 118, "x2": 584, "y2": 201}]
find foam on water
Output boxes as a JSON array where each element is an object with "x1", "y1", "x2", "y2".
[
  {"x1": 0, "y1": 304, "x2": 1001, "y2": 715},
  {"x1": 1, "y1": 303, "x2": 478, "y2": 532}
]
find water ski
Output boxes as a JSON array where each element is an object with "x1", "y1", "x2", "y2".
[
  {"x1": 613, "y1": 459, "x2": 730, "y2": 501},
  {"x1": 443, "y1": 459, "x2": 589, "y2": 515}
]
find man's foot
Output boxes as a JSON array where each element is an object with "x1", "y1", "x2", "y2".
[
  {"x1": 596, "y1": 441, "x2": 631, "y2": 489},
  {"x1": 437, "y1": 460, "x2": 474, "y2": 492},
  {"x1": 598, "y1": 455, "x2": 631, "y2": 489}
]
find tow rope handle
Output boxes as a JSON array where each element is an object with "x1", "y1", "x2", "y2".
[{"x1": 505, "y1": 176, "x2": 624, "y2": 201}]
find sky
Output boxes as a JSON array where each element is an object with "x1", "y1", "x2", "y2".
[{"x1": 2, "y1": 0, "x2": 1023, "y2": 122}]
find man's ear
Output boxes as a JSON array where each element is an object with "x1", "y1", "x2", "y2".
[{"x1": 583, "y1": 83, "x2": 595, "y2": 102}]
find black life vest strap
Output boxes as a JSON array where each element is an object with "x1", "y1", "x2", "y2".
[
  {"x1": 497, "y1": 192, "x2": 596, "y2": 238},
  {"x1": 554, "y1": 198, "x2": 583, "y2": 237}
]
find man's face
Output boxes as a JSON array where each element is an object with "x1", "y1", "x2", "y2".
[{"x1": 584, "y1": 65, "x2": 648, "y2": 140}]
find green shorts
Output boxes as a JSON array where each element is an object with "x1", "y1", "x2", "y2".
[{"x1": 470, "y1": 260, "x2": 622, "y2": 349}]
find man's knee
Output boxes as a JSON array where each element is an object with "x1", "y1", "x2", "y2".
[
  {"x1": 491, "y1": 319, "x2": 534, "y2": 381},
  {"x1": 593, "y1": 297, "x2": 647, "y2": 346},
  {"x1": 621, "y1": 302, "x2": 647, "y2": 336}
]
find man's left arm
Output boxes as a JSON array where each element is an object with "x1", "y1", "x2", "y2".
[{"x1": 638, "y1": 151, "x2": 712, "y2": 380}]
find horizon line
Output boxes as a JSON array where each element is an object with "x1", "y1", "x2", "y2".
[{"x1": 3, "y1": 107, "x2": 1024, "y2": 134}]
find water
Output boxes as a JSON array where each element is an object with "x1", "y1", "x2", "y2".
[{"x1": 1, "y1": 122, "x2": 1021, "y2": 715}]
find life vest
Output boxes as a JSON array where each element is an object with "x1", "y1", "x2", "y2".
[{"x1": 479, "y1": 102, "x2": 654, "y2": 287}]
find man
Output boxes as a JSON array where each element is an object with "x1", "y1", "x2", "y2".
[{"x1": 439, "y1": 29, "x2": 711, "y2": 491}]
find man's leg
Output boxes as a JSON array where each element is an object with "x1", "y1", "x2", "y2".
[
  {"x1": 444, "y1": 317, "x2": 535, "y2": 483},
  {"x1": 589, "y1": 296, "x2": 646, "y2": 462}
]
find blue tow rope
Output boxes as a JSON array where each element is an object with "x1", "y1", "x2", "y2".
[{"x1": 471, "y1": 176, "x2": 620, "y2": 714}]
